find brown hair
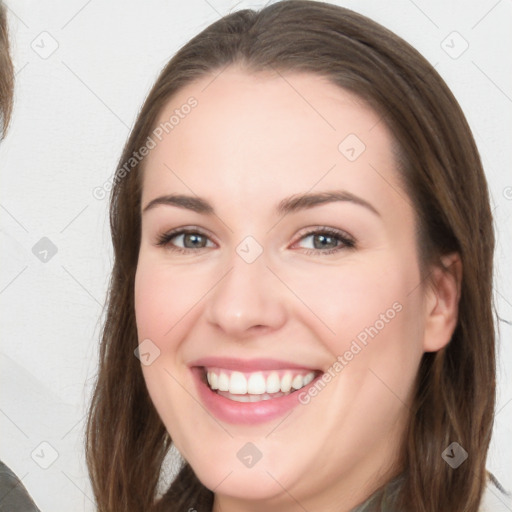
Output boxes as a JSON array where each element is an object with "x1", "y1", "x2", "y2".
[
  {"x1": 0, "y1": 0, "x2": 14, "y2": 138},
  {"x1": 86, "y1": 1, "x2": 496, "y2": 511}
]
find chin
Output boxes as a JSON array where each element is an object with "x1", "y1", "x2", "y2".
[{"x1": 195, "y1": 462, "x2": 291, "y2": 501}]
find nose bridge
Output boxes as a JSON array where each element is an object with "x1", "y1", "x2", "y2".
[{"x1": 205, "y1": 242, "x2": 287, "y2": 336}]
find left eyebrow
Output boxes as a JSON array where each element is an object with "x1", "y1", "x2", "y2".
[
  {"x1": 141, "y1": 189, "x2": 380, "y2": 217},
  {"x1": 276, "y1": 190, "x2": 381, "y2": 217}
]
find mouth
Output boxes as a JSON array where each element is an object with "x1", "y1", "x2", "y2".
[
  {"x1": 189, "y1": 357, "x2": 323, "y2": 424},
  {"x1": 201, "y1": 367, "x2": 320, "y2": 402}
]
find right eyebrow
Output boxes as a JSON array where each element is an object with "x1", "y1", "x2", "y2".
[{"x1": 142, "y1": 194, "x2": 214, "y2": 215}]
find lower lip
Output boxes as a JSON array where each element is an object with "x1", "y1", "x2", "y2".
[{"x1": 191, "y1": 367, "x2": 320, "y2": 425}]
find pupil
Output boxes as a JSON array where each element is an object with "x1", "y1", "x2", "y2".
[
  {"x1": 184, "y1": 233, "x2": 205, "y2": 248},
  {"x1": 314, "y1": 234, "x2": 336, "y2": 250}
]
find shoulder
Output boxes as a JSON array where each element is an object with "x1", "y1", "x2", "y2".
[
  {"x1": 0, "y1": 460, "x2": 41, "y2": 512},
  {"x1": 479, "y1": 472, "x2": 511, "y2": 512}
]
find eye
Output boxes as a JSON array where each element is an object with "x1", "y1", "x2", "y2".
[
  {"x1": 155, "y1": 228, "x2": 215, "y2": 253},
  {"x1": 155, "y1": 226, "x2": 355, "y2": 256},
  {"x1": 293, "y1": 227, "x2": 355, "y2": 255}
]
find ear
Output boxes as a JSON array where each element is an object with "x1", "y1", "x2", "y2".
[{"x1": 422, "y1": 252, "x2": 462, "y2": 353}]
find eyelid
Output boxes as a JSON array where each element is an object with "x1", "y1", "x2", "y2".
[{"x1": 292, "y1": 225, "x2": 354, "y2": 243}]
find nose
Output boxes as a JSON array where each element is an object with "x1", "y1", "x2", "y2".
[{"x1": 205, "y1": 250, "x2": 288, "y2": 338}]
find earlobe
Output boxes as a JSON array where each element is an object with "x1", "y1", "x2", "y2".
[{"x1": 422, "y1": 253, "x2": 462, "y2": 353}]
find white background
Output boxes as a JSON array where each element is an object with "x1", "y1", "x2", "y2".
[{"x1": 0, "y1": 1, "x2": 510, "y2": 511}]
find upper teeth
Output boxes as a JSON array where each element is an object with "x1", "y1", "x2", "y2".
[{"x1": 206, "y1": 368, "x2": 316, "y2": 395}]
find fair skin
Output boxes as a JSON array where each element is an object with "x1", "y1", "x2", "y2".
[{"x1": 134, "y1": 67, "x2": 460, "y2": 512}]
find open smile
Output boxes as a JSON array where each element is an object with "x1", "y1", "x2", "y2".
[{"x1": 189, "y1": 358, "x2": 323, "y2": 424}]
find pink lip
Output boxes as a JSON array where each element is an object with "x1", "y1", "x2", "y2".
[
  {"x1": 189, "y1": 359, "x2": 322, "y2": 425},
  {"x1": 189, "y1": 357, "x2": 317, "y2": 372}
]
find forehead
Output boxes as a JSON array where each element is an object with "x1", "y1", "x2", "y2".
[{"x1": 141, "y1": 67, "x2": 407, "y2": 222}]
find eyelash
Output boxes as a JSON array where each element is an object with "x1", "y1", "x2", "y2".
[{"x1": 155, "y1": 226, "x2": 356, "y2": 256}]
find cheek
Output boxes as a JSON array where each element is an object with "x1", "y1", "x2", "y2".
[
  {"x1": 286, "y1": 255, "x2": 426, "y2": 399},
  {"x1": 134, "y1": 267, "x2": 168, "y2": 343},
  {"x1": 134, "y1": 258, "x2": 206, "y2": 343},
  {"x1": 286, "y1": 255, "x2": 420, "y2": 339},
  {"x1": 134, "y1": 261, "x2": 204, "y2": 448}
]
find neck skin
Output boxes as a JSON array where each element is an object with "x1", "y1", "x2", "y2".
[{"x1": 211, "y1": 416, "x2": 406, "y2": 512}]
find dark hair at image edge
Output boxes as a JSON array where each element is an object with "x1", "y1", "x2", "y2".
[
  {"x1": 0, "y1": 0, "x2": 14, "y2": 138},
  {"x1": 85, "y1": 1, "x2": 496, "y2": 511}
]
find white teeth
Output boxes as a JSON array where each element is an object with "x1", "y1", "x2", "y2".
[
  {"x1": 229, "y1": 371, "x2": 247, "y2": 394},
  {"x1": 228, "y1": 394, "x2": 251, "y2": 402},
  {"x1": 266, "y1": 372, "x2": 281, "y2": 393},
  {"x1": 247, "y1": 372, "x2": 266, "y2": 394},
  {"x1": 217, "y1": 390, "x2": 288, "y2": 402},
  {"x1": 303, "y1": 372, "x2": 314, "y2": 386},
  {"x1": 291, "y1": 374, "x2": 304, "y2": 390},
  {"x1": 280, "y1": 372, "x2": 292, "y2": 392},
  {"x1": 206, "y1": 368, "x2": 317, "y2": 396},
  {"x1": 217, "y1": 372, "x2": 229, "y2": 392},
  {"x1": 207, "y1": 371, "x2": 218, "y2": 390}
]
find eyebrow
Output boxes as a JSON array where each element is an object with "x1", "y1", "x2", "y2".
[{"x1": 142, "y1": 190, "x2": 380, "y2": 217}]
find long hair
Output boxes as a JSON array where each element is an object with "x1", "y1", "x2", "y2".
[
  {"x1": 0, "y1": 0, "x2": 14, "y2": 138},
  {"x1": 86, "y1": 2, "x2": 496, "y2": 511}
]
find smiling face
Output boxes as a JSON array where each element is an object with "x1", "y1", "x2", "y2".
[{"x1": 134, "y1": 67, "x2": 449, "y2": 511}]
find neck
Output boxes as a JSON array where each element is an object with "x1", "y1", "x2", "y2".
[{"x1": 211, "y1": 458, "x2": 403, "y2": 512}]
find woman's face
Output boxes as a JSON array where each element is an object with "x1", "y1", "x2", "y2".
[{"x1": 135, "y1": 67, "x2": 447, "y2": 510}]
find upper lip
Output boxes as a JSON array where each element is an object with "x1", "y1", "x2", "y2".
[{"x1": 189, "y1": 357, "x2": 320, "y2": 372}]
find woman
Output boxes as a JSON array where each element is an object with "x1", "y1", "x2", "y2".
[{"x1": 86, "y1": 1, "x2": 508, "y2": 511}]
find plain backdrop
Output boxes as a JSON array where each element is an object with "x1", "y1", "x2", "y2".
[{"x1": 0, "y1": 1, "x2": 511, "y2": 511}]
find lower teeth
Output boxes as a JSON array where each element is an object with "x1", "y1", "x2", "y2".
[{"x1": 216, "y1": 390, "x2": 292, "y2": 402}]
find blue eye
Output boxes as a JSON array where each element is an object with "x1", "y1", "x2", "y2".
[
  {"x1": 293, "y1": 227, "x2": 355, "y2": 255},
  {"x1": 156, "y1": 228, "x2": 214, "y2": 253},
  {"x1": 155, "y1": 226, "x2": 355, "y2": 256}
]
